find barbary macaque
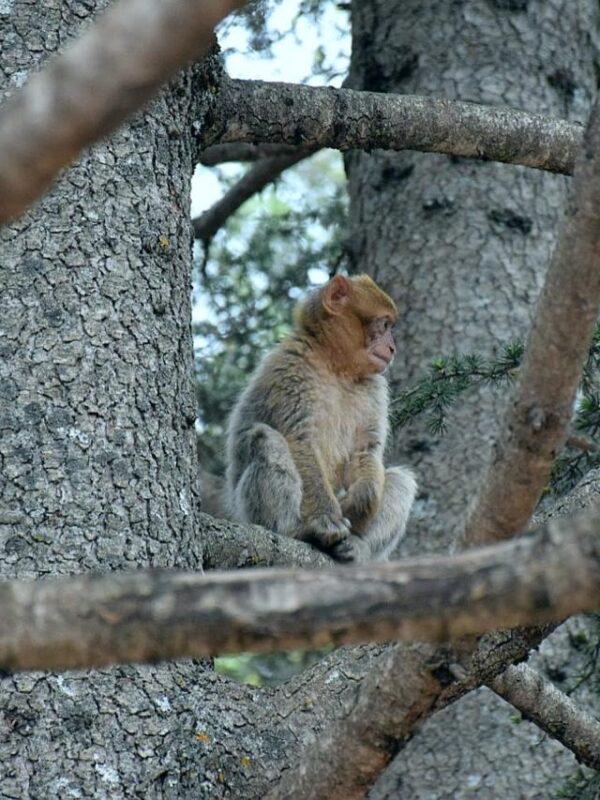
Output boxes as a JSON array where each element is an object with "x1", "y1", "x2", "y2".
[{"x1": 225, "y1": 274, "x2": 417, "y2": 562}]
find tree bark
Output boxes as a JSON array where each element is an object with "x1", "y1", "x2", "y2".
[
  {"x1": 0, "y1": 3, "x2": 231, "y2": 796},
  {"x1": 2, "y1": 1, "x2": 600, "y2": 798},
  {"x1": 2, "y1": 507, "x2": 600, "y2": 671},
  {"x1": 346, "y1": 1, "x2": 600, "y2": 797},
  {"x1": 0, "y1": 0, "x2": 244, "y2": 222}
]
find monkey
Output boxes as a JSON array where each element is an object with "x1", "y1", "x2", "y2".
[{"x1": 225, "y1": 274, "x2": 417, "y2": 563}]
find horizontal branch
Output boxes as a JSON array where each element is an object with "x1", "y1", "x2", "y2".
[
  {"x1": 0, "y1": 0, "x2": 245, "y2": 223},
  {"x1": 193, "y1": 149, "x2": 312, "y2": 242},
  {"x1": 2, "y1": 506, "x2": 600, "y2": 671},
  {"x1": 489, "y1": 664, "x2": 600, "y2": 770},
  {"x1": 199, "y1": 142, "x2": 303, "y2": 166},
  {"x1": 200, "y1": 78, "x2": 582, "y2": 175},
  {"x1": 459, "y1": 94, "x2": 600, "y2": 547}
]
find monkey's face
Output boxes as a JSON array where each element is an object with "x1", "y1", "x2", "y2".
[{"x1": 365, "y1": 316, "x2": 396, "y2": 373}]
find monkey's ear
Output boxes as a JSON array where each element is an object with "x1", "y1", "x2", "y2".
[{"x1": 322, "y1": 275, "x2": 352, "y2": 315}]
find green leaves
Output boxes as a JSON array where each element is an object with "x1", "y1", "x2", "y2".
[{"x1": 390, "y1": 342, "x2": 523, "y2": 435}]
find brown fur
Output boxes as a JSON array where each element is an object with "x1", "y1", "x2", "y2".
[{"x1": 226, "y1": 275, "x2": 416, "y2": 562}]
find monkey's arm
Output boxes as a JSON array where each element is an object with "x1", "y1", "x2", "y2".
[
  {"x1": 287, "y1": 438, "x2": 351, "y2": 549},
  {"x1": 341, "y1": 442, "x2": 386, "y2": 534}
]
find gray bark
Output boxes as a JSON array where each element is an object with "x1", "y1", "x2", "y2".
[
  {"x1": 3, "y1": 1, "x2": 600, "y2": 798},
  {"x1": 201, "y1": 79, "x2": 581, "y2": 175},
  {"x1": 4, "y1": 507, "x2": 600, "y2": 671},
  {"x1": 490, "y1": 663, "x2": 600, "y2": 770},
  {"x1": 346, "y1": 1, "x2": 600, "y2": 797},
  {"x1": 461, "y1": 93, "x2": 600, "y2": 546},
  {"x1": 0, "y1": 0, "x2": 244, "y2": 222},
  {"x1": 0, "y1": 3, "x2": 224, "y2": 797}
]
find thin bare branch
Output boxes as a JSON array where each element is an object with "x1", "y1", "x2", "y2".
[
  {"x1": 199, "y1": 142, "x2": 303, "y2": 166},
  {"x1": 2, "y1": 506, "x2": 600, "y2": 671},
  {"x1": 489, "y1": 663, "x2": 600, "y2": 770},
  {"x1": 200, "y1": 78, "x2": 582, "y2": 175},
  {"x1": 192, "y1": 149, "x2": 313, "y2": 242},
  {"x1": 0, "y1": 0, "x2": 245, "y2": 223},
  {"x1": 459, "y1": 97, "x2": 600, "y2": 548},
  {"x1": 566, "y1": 433, "x2": 598, "y2": 453}
]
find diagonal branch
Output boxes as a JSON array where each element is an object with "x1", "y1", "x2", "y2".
[
  {"x1": 1, "y1": 504, "x2": 600, "y2": 672},
  {"x1": 459, "y1": 96, "x2": 600, "y2": 548},
  {"x1": 200, "y1": 78, "x2": 582, "y2": 175},
  {"x1": 0, "y1": 0, "x2": 245, "y2": 223},
  {"x1": 193, "y1": 148, "x2": 313, "y2": 243},
  {"x1": 489, "y1": 664, "x2": 600, "y2": 770}
]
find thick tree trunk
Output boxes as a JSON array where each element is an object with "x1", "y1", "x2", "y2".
[
  {"x1": 0, "y1": 8, "x2": 202, "y2": 578},
  {"x1": 346, "y1": 1, "x2": 600, "y2": 797},
  {"x1": 0, "y1": 4, "x2": 225, "y2": 796}
]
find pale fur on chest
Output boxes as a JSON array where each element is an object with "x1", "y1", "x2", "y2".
[{"x1": 310, "y1": 368, "x2": 388, "y2": 486}]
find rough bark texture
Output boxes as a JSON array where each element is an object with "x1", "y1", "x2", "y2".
[
  {"x1": 0, "y1": 3, "x2": 222, "y2": 796},
  {"x1": 4, "y1": 510, "x2": 600, "y2": 671},
  {"x1": 346, "y1": 1, "x2": 600, "y2": 797},
  {"x1": 0, "y1": 0, "x2": 244, "y2": 222},
  {"x1": 201, "y1": 79, "x2": 581, "y2": 175},
  {"x1": 3, "y1": 2, "x2": 600, "y2": 798},
  {"x1": 461, "y1": 93, "x2": 600, "y2": 546},
  {"x1": 347, "y1": 0, "x2": 598, "y2": 557},
  {"x1": 0, "y1": 8, "x2": 203, "y2": 581},
  {"x1": 490, "y1": 663, "x2": 600, "y2": 770}
]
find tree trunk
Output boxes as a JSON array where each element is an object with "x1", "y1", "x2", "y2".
[
  {"x1": 0, "y1": 7, "x2": 202, "y2": 578},
  {"x1": 346, "y1": 1, "x2": 600, "y2": 797},
  {"x1": 0, "y1": 4, "x2": 231, "y2": 796}
]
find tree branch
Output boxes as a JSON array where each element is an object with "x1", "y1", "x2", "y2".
[
  {"x1": 262, "y1": 467, "x2": 600, "y2": 798},
  {"x1": 2, "y1": 506, "x2": 600, "y2": 671},
  {"x1": 266, "y1": 609, "x2": 554, "y2": 800},
  {"x1": 200, "y1": 512, "x2": 332, "y2": 570},
  {"x1": 199, "y1": 142, "x2": 304, "y2": 166},
  {"x1": 199, "y1": 78, "x2": 582, "y2": 175},
  {"x1": 459, "y1": 95, "x2": 600, "y2": 547},
  {"x1": 192, "y1": 149, "x2": 313, "y2": 243},
  {"x1": 489, "y1": 663, "x2": 600, "y2": 770},
  {"x1": 0, "y1": 0, "x2": 245, "y2": 223}
]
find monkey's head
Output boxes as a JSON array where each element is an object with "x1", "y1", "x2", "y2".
[{"x1": 294, "y1": 274, "x2": 397, "y2": 378}]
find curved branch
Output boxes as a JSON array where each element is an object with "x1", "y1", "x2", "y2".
[
  {"x1": 489, "y1": 664, "x2": 600, "y2": 770},
  {"x1": 459, "y1": 95, "x2": 600, "y2": 547},
  {"x1": 0, "y1": 0, "x2": 245, "y2": 223},
  {"x1": 1, "y1": 505, "x2": 600, "y2": 671},
  {"x1": 199, "y1": 78, "x2": 582, "y2": 175},
  {"x1": 193, "y1": 149, "x2": 313, "y2": 242}
]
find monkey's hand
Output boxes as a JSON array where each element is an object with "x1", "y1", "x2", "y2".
[
  {"x1": 330, "y1": 534, "x2": 370, "y2": 563},
  {"x1": 340, "y1": 480, "x2": 381, "y2": 532},
  {"x1": 296, "y1": 513, "x2": 351, "y2": 551}
]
